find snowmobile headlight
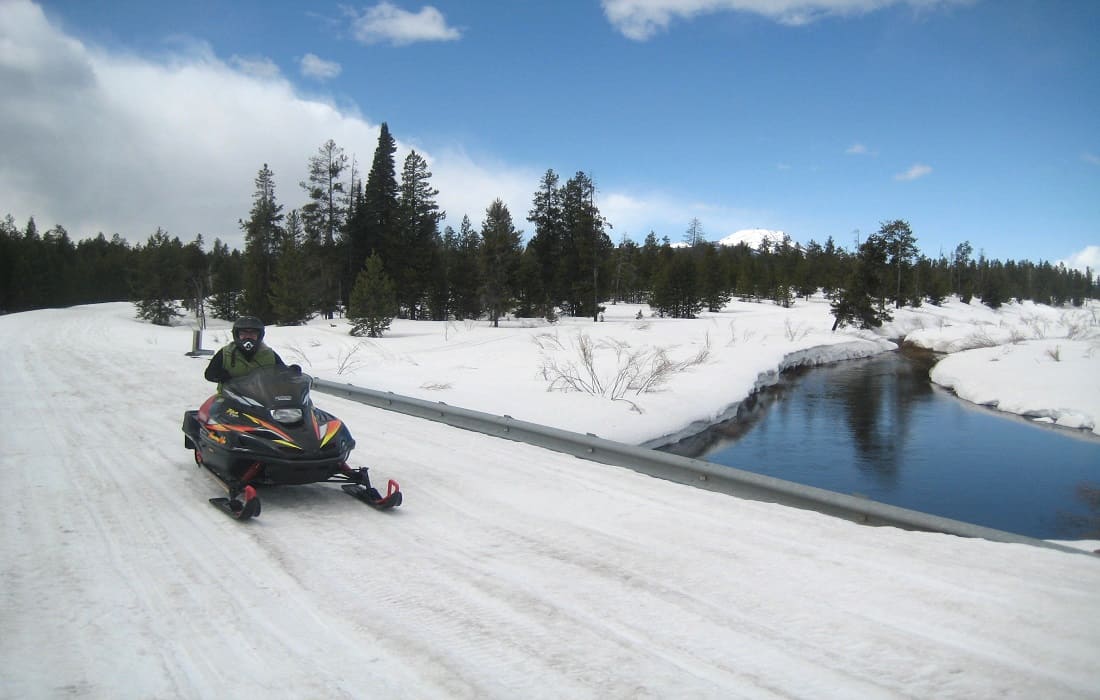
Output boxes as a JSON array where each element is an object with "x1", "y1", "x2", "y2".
[{"x1": 272, "y1": 408, "x2": 303, "y2": 424}]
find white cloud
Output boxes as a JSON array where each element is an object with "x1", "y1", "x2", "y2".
[
  {"x1": 844, "y1": 141, "x2": 880, "y2": 155},
  {"x1": 1083, "y1": 152, "x2": 1100, "y2": 166},
  {"x1": 425, "y1": 148, "x2": 538, "y2": 234},
  {"x1": 300, "y1": 53, "x2": 341, "y2": 80},
  {"x1": 0, "y1": 0, "x2": 775, "y2": 252},
  {"x1": 894, "y1": 163, "x2": 932, "y2": 181},
  {"x1": 598, "y1": 190, "x2": 769, "y2": 242},
  {"x1": 1058, "y1": 245, "x2": 1100, "y2": 275},
  {"x1": 229, "y1": 54, "x2": 281, "y2": 79},
  {"x1": 0, "y1": 0, "x2": 506, "y2": 249},
  {"x1": 348, "y1": 2, "x2": 461, "y2": 46},
  {"x1": 602, "y1": 0, "x2": 975, "y2": 40}
]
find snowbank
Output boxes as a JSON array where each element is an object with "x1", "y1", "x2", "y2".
[{"x1": 895, "y1": 299, "x2": 1100, "y2": 436}]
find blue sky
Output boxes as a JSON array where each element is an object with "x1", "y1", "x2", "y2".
[{"x1": 2, "y1": 0, "x2": 1097, "y2": 270}]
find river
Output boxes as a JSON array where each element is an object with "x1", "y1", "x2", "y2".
[{"x1": 660, "y1": 349, "x2": 1100, "y2": 540}]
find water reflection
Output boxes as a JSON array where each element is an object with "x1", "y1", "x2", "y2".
[
  {"x1": 661, "y1": 350, "x2": 1100, "y2": 539},
  {"x1": 839, "y1": 351, "x2": 934, "y2": 483},
  {"x1": 1059, "y1": 483, "x2": 1100, "y2": 538}
]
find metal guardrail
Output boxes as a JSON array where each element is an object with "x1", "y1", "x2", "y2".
[{"x1": 312, "y1": 378, "x2": 1093, "y2": 557}]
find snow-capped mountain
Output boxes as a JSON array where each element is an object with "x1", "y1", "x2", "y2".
[{"x1": 715, "y1": 228, "x2": 787, "y2": 250}]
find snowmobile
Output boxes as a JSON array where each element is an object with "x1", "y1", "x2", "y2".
[{"x1": 182, "y1": 365, "x2": 402, "y2": 520}]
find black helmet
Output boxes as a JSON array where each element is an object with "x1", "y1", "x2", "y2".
[{"x1": 232, "y1": 316, "x2": 265, "y2": 356}]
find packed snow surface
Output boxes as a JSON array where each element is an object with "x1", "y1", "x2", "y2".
[{"x1": 2, "y1": 298, "x2": 1098, "y2": 699}]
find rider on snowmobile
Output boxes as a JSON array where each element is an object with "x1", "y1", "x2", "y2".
[{"x1": 204, "y1": 316, "x2": 287, "y2": 390}]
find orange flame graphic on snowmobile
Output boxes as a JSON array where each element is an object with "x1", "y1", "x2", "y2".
[
  {"x1": 205, "y1": 413, "x2": 301, "y2": 449},
  {"x1": 309, "y1": 410, "x2": 343, "y2": 447},
  {"x1": 317, "y1": 419, "x2": 343, "y2": 447}
]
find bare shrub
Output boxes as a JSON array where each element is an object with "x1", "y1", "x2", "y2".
[
  {"x1": 783, "y1": 319, "x2": 810, "y2": 342},
  {"x1": 283, "y1": 342, "x2": 315, "y2": 368},
  {"x1": 1062, "y1": 310, "x2": 1099, "y2": 340},
  {"x1": 1022, "y1": 314, "x2": 1049, "y2": 339},
  {"x1": 335, "y1": 342, "x2": 370, "y2": 375},
  {"x1": 531, "y1": 332, "x2": 565, "y2": 352},
  {"x1": 1008, "y1": 328, "x2": 1028, "y2": 344},
  {"x1": 953, "y1": 328, "x2": 1000, "y2": 351},
  {"x1": 1045, "y1": 345, "x2": 1061, "y2": 362},
  {"x1": 537, "y1": 332, "x2": 711, "y2": 409}
]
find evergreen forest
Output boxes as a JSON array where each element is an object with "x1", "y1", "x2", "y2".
[{"x1": 2, "y1": 124, "x2": 1096, "y2": 334}]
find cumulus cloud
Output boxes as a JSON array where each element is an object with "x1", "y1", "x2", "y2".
[
  {"x1": 0, "y1": 0, "x2": 509, "y2": 249},
  {"x1": 348, "y1": 2, "x2": 461, "y2": 46},
  {"x1": 602, "y1": 0, "x2": 974, "y2": 40},
  {"x1": 894, "y1": 163, "x2": 932, "y2": 181},
  {"x1": 598, "y1": 190, "x2": 767, "y2": 241},
  {"x1": 300, "y1": 53, "x2": 341, "y2": 80},
  {"x1": 230, "y1": 55, "x2": 282, "y2": 79},
  {"x1": 1059, "y1": 245, "x2": 1100, "y2": 275}
]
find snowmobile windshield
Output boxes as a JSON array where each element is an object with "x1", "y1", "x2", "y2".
[{"x1": 222, "y1": 366, "x2": 313, "y2": 408}]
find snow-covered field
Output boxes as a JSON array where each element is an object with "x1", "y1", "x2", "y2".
[{"x1": 2, "y1": 298, "x2": 1099, "y2": 699}]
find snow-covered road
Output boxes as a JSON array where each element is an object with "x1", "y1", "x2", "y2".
[{"x1": 3, "y1": 304, "x2": 1099, "y2": 699}]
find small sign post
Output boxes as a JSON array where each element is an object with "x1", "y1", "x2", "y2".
[{"x1": 186, "y1": 329, "x2": 214, "y2": 357}]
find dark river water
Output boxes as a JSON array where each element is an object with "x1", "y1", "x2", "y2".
[{"x1": 661, "y1": 350, "x2": 1100, "y2": 540}]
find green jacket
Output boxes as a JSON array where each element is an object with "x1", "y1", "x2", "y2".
[{"x1": 205, "y1": 342, "x2": 283, "y2": 391}]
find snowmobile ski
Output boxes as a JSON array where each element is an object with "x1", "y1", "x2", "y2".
[
  {"x1": 209, "y1": 486, "x2": 261, "y2": 520},
  {"x1": 342, "y1": 479, "x2": 403, "y2": 510}
]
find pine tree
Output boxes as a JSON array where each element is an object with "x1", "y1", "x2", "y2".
[
  {"x1": 560, "y1": 172, "x2": 613, "y2": 320},
  {"x1": 300, "y1": 140, "x2": 349, "y2": 247},
  {"x1": 0, "y1": 214, "x2": 17, "y2": 312},
  {"x1": 525, "y1": 169, "x2": 564, "y2": 316},
  {"x1": 133, "y1": 228, "x2": 185, "y2": 326},
  {"x1": 697, "y1": 243, "x2": 731, "y2": 312},
  {"x1": 451, "y1": 215, "x2": 483, "y2": 320},
  {"x1": 74, "y1": 233, "x2": 133, "y2": 305},
  {"x1": 479, "y1": 199, "x2": 523, "y2": 327},
  {"x1": 923, "y1": 255, "x2": 952, "y2": 306},
  {"x1": 831, "y1": 233, "x2": 892, "y2": 330},
  {"x1": 269, "y1": 210, "x2": 314, "y2": 325},
  {"x1": 636, "y1": 231, "x2": 661, "y2": 299},
  {"x1": 299, "y1": 140, "x2": 348, "y2": 318},
  {"x1": 394, "y1": 150, "x2": 444, "y2": 318},
  {"x1": 178, "y1": 234, "x2": 208, "y2": 325},
  {"x1": 609, "y1": 235, "x2": 641, "y2": 303},
  {"x1": 348, "y1": 253, "x2": 398, "y2": 337},
  {"x1": 684, "y1": 218, "x2": 706, "y2": 247},
  {"x1": 208, "y1": 239, "x2": 243, "y2": 320},
  {"x1": 350, "y1": 123, "x2": 399, "y2": 287},
  {"x1": 880, "y1": 219, "x2": 919, "y2": 308},
  {"x1": 429, "y1": 224, "x2": 458, "y2": 320},
  {"x1": 651, "y1": 249, "x2": 703, "y2": 318},
  {"x1": 240, "y1": 164, "x2": 283, "y2": 321}
]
